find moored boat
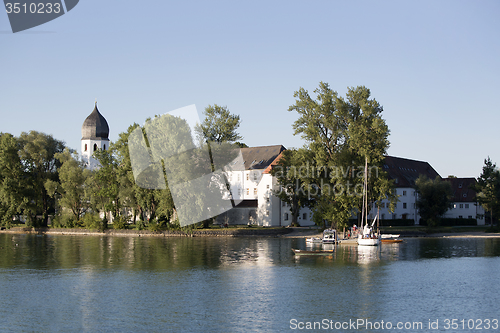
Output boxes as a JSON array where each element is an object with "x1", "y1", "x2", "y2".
[
  {"x1": 292, "y1": 249, "x2": 334, "y2": 256},
  {"x1": 322, "y1": 229, "x2": 337, "y2": 244}
]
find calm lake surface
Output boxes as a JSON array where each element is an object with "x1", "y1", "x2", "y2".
[{"x1": 1, "y1": 233, "x2": 500, "y2": 332}]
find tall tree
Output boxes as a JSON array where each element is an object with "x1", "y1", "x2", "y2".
[
  {"x1": 288, "y1": 83, "x2": 394, "y2": 229},
  {"x1": 45, "y1": 149, "x2": 90, "y2": 222},
  {"x1": 475, "y1": 157, "x2": 500, "y2": 226},
  {"x1": 270, "y1": 149, "x2": 316, "y2": 225},
  {"x1": 18, "y1": 131, "x2": 65, "y2": 227},
  {"x1": 0, "y1": 133, "x2": 25, "y2": 227},
  {"x1": 86, "y1": 149, "x2": 120, "y2": 227},
  {"x1": 196, "y1": 104, "x2": 242, "y2": 144},
  {"x1": 415, "y1": 175, "x2": 453, "y2": 227}
]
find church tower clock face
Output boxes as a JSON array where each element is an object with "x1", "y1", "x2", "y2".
[{"x1": 81, "y1": 102, "x2": 110, "y2": 169}]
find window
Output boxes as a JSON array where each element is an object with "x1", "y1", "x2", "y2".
[
  {"x1": 403, "y1": 190, "x2": 407, "y2": 196},
  {"x1": 246, "y1": 174, "x2": 249, "y2": 181},
  {"x1": 459, "y1": 215, "x2": 463, "y2": 219},
  {"x1": 282, "y1": 201, "x2": 286, "y2": 207},
  {"x1": 246, "y1": 188, "x2": 249, "y2": 195},
  {"x1": 266, "y1": 210, "x2": 269, "y2": 216},
  {"x1": 454, "y1": 204, "x2": 457, "y2": 209},
  {"x1": 93, "y1": 143, "x2": 97, "y2": 151},
  {"x1": 253, "y1": 173, "x2": 257, "y2": 181},
  {"x1": 382, "y1": 214, "x2": 385, "y2": 219},
  {"x1": 238, "y1": 174, "x2": 241, "y2": 181},
  {"x1": 303, "y1": 213, "x2": 307, "y2": 220},
  {"x1": 238, "y1": 189, "x2": 241, "y2": 196},
  {"x1": 266, "y1": 197, "x2": 270, "y2": 203},
  {"x1": 84, "y1": 144, "x2": 88, "y2": 151},
  {"x1": 253, "y1": 188, "x2": 257, "y2": 196},
  {"x1": 468, "y1": 216, "x2": 473, "y2": 219},
  {"x1": 403, "y1": 203, "x2": 407, "y2": 209},
  {"x1": 380, "y1": 203, "x2": 385, "y2": 208},
  {"x1": 266, "y1": 185, "x2": 270, "y2": 189},
  {"x1": 284, "y1": 213, "x2": 289, "y2": 221},
  {"x1": 103, "y1": 144, "x2": 106, "y2": 150},
  {"x1": 459, "y1": 204, "x2": 463, "y2": 209},
  {"x1": 465, "y1": 204, "x2": 469, "y2": 209}
]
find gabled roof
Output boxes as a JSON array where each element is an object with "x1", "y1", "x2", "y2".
[
  {"x1": 240, "y1": 145, "x2": 286, "y2": 170},
  {"x1": 443, "y1": 177, "x2": 477, "y2": 202},
  {"x1": 383, "y1": 156, "x2": 440, "y2": 188}
]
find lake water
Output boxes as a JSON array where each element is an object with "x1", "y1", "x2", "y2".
[{"x1": 1, "y1": 233, "x2": 500, "y2": 332}]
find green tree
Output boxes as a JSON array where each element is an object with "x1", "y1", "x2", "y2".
[
  {"x1": 415, "y1": 175, "x2": 453, "y2": 227},
  {"x1": 288, "y1": 83, "x2": 394, "y2": 229},
  {"x1": 0, "y1": 133, "x2": 25, "y2": 227},
  {"x1": 475, "y1": 157, "x2": 500, "y2": 226},
  {"x1": 196, "y1": 104, "x2": 242, "y2": 144},
  {"x1": 45, "y1": 149, "x2": 90, "y2": 222},
  {"x1": 86, "y1": 149, "x2": 120, "y2": 228},
  {"x1": 270, "y1": 149, "x2": 316, "y2": 225},
  {"x1": 18, "y1": 131, "x2": 65, "y2": 227}
]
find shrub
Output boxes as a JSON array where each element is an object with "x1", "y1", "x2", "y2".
[
  {"x1": 82, "y1": 213, "x2": 101, "y2": 230},
  {"x1": 112, "y1": 216, "x2": 128, "y2": 230}
]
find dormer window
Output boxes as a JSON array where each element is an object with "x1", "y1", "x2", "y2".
[{"x1": 458, "y1": 183, "x2": 463, "y2": 188}]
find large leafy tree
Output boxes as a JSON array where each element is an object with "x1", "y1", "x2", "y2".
[
  {"x1": 475, "y1": 157, "x2": 500, "y2": 225},
  {"x1": 86, "y1": 149, "x2": 120, "y2": 227},
  {"x1": 288, "y1": 82, "x2": 394, "y2": 229},
  {"x1": 18, "y1": 131, "x2": 65, "y2": 227},
  {"x1": 0, "y1": 133, "x2": 25, "y2": 227},
  {"x1": 196, "y1": 104, "x2": 242, "y2": 144},
  {"x1": 45, "y1": 149, "x2": 90, "y2": 222},
  {"x1": 270, "y1": 148, "x2": 316, "y2": 225},
  {"x1": 415, "y1": 175, "x2": 453, "y2": 227}
]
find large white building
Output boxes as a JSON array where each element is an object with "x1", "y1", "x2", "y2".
[
  {"x1": 442, "y1": 177, "x2": 485, "y2": 224},
  {"x1": 217, "y1": 145, "x2": 314, "y2": 227}
]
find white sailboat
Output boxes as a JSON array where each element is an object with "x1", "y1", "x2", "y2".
[{"x1": 357, "y1": 157, "x2": 381, "y2": 246}]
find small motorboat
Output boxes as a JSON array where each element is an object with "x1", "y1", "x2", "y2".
[
  {"x1": 305, "y1": 237, "x2": 323, "y2": 244},
  {"x1": 322, "y1": 229, "x2": 337, "y2": 244},
  {"x1": 292, "y1": 249, "x2": 334, "y2": 256},
  {"x1": 381, "y1": 234, "x2": 403, "y2": 243}
]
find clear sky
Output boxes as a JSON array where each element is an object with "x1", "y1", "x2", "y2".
[{"x1": 1, "y1": 0, "x2": 499, "y2": 178}]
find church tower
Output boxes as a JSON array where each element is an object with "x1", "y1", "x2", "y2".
[{"x1": 81, "y1": 102, "x2": 110, "y2": 169}]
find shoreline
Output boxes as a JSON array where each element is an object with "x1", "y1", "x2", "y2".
[{"x1": 1, "y1": 226, "x2": 500, "y2": 239}]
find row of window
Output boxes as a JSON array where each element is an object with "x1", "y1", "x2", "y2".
[
  {"x1": 380, "y1": 202, "x2": 472, "y2": 210},
  {"x1": 453, "y1": 203, "x2": 470, "y2": 209}
]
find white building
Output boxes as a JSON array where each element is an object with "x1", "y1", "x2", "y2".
[
  {"x1": 218, "y1": 145, "x2": 314, "y2": 227},
  {"x1": 443, "y1": 177, "x2": 485, "y2": 225},
  {"x1": 375, "y1": 156, "x2": 440, "y2": 225},
  {"x1": 81, "y1": 102, "x2": 110, "y2": 170}
]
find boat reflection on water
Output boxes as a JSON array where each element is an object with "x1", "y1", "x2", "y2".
[{"x1": 357, "y1": 244, "x2": 380, "y2": 264}]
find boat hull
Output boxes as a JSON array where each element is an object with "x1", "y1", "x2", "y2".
[
  {"x1": 357, "y1": 236, "x2": 380, "y2": 246},
  {"x1": 292, "y1": 249, "x2": 334, "y2": 256}
]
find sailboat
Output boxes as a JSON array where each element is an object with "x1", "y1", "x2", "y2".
[{"x1": 357, "y1": 157, "x2": 381, "y2": 246}]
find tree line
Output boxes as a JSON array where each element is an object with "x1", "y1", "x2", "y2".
[{"x1": 0, "y1": 104, "x2": 242, "y2": 230}]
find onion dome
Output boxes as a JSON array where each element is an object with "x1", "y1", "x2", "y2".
[{"x1": 81, "y1": 102, "x2": 109, "y2": 140}]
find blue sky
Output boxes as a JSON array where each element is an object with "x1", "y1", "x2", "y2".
[{"x1": 1, "y1": 0, "x2": 499, "y2": 178}]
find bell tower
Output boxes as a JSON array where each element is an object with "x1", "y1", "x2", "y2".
[{"x1": 81, "y1": 102, "x2": 110, "y2": 169}]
